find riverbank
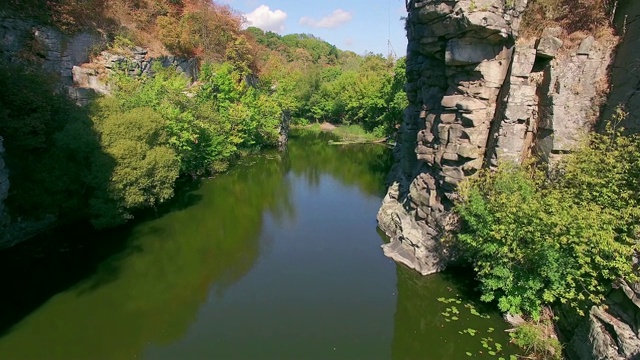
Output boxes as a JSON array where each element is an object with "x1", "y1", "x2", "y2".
[{"x1": 294, "y1": 123, "x2": 389, "y2": 144}]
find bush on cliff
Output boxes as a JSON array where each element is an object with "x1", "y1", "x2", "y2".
[
  {"x1": 88, "y1": 104, "x2": 180, "y2": 228},
  {"x1": 455, "y1": 124, "x2": 640, "y2": 318}
]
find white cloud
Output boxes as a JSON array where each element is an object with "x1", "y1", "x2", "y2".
[
  {"x1": 299, "y1": 9, "x2": 353, "y2": 29},
  {"x1": 245, "y1": 5, "x2": 287, "y2": 33}
]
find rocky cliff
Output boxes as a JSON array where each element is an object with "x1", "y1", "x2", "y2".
[
  {"x1": 378, "y1": 0, "x2": 616, "y2": 274},
  {"x1": 602, "y1": 0, "x2": 640, "y2": 133},
  {"x1": 378, "y1": 0, "x2": 640, "y2": 358},
  {"x1": 379, "y1": 0, "x2": 528, "y2": 275}
]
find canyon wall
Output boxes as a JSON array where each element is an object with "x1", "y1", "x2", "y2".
[
  {"x1": 379, "y1": 0, "x2": 640, "y2": 358},
  {"x1": 602, "y1": 0, "x2": 640, "y2": 133},
  {"x1": 378, "y1": 0, "x2": 615, "y2": 275},
  {"x1": 379, "y1": 0, "x2": 527, "y2": 275}
]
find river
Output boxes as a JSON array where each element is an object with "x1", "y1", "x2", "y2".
[{"x1": 0, "y1": 130, "x2": 518, "y2": 359}]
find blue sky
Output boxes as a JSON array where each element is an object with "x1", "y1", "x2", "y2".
[{"x1": 217, "y1": 0, "x2": 408, "y2": 56}]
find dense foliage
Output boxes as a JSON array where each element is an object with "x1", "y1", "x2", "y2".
[
  {"x1": 249, "y1": 28, "x2": 408, "y2": 135},
  {"x1": 455, "y1": 123, "x2": 640, "y2": 318},
  {"x1": 1, "y1": 1, "x2": 406, "y2": 230}
]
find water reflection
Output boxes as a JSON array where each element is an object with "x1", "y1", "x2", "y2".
[
  {"x1": 288, "y1": 129, "x2": 393, "y2": 197},
  {"x1": 0, "y1": 153, "x2": 290, "y2": 359},
  {"x1": 0, "y1": 130, "x2": 515, "y2": 360}
]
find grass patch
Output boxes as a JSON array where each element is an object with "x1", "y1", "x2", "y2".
[
  {"x1": 295, "y1": 123, "x2": 386, "y2": 143},
  {"x1": 333, "y1": 125, "x2": 384, "y2": 142},
  {"x1": 510, "y1": 321, "x2": 562, "y2": 360},
  {"x1": 520, "y1": 0, "x2": 616, "y2": 42}
]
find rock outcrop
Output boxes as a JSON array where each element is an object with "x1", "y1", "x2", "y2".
[
  {"x1": 379, "y1": 0, "x2": 529, "y2": 275},
  {"x1": 70, "y1": 49, "x2": 199, "y2": 104},
  {"x1": 1, "y1": 12, "x2": 199, "y2": 106},
  {"x1": 0, "y1": 13, "x2": 106, "y2": 87},
  {"x1": 557, "y1": 280, "x2": 640, "y2": 360},
  {"x1": 378, "y1": 0, "x2": 616, "y2": 275},
  {"x1": 380, "y1": 0, "x2": 640, "y2": 358}
]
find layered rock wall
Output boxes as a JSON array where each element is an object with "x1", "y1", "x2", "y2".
[
  {"x1": 378, "y1": 0, "x2": 616, "y2": 275},
  {"x1": 70, "y1": 49, "x2": 199, "y2": 104},
  {"x1": 0, "y1": 13, "x2": 106, "y2": 90},
  {"x1": 1, "y1": 12, "x2": 199, "y2": 105},
  {"x1": 379, "y1": 0, "x2": 528, "y2": 275},
  {"x1": 380, "y1": 1, "x2": 640, "y2": 358}
]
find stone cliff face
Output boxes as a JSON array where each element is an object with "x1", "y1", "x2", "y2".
[
  {"x1": 379, "y1": 0, "x2": 529, "y2": 275},
  {"x1": 0, "y1": 14, "x2": 105, "y2": 82},
  {"x1": 602, "y1": 0, "x2": 640, "y2": 133},
  {"x1": 378, "y1": 0, "x2": 616, "y2": 276},
  {"x1": 71, "y1": 48, "x2": 199, "y2": 104},
  {"x1": 0, "y1": 12, "x2": 199, "y2": 104},
  {"x1": 379, "y1": 0, "x2": 640, "y2": 358}
]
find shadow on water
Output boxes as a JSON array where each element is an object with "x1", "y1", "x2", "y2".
[
  {"x1": 0, "y1": 62, "x2": 122, "y2": 337},
  {"x1": 0, "y1": 149, "x2": 293, "y2": 359},
  {"x1": 0, "y1": 179, "x2": 204, "y2": 336},
  {"x1": 0, "y1": 221, "x2": 133, "y2": 336}
]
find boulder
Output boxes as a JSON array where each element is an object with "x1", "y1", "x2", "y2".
[{"x1": 537, "y1": 36, "x2": 563, "y2": 59}]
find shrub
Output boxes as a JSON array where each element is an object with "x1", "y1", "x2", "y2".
[
  {"x1": 455, "y1": 126, "x2": 640, "y2": 318},
  {"x1": 0, "y1": 64, "x2": 97, "y2": 220},
  {"x1": 89, "y1": 105, "x2": 180, "y2": 227},
  {"x1": 511, "y1": 322, "x2": 562, "y2": 360}
]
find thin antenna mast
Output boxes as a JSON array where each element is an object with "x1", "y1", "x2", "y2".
[{"x1": 388, "y1": 0, "x2": 397, "y2": 59}]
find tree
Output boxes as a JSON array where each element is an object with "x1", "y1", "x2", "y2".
[{"x1": 89, "y1": 105, "x2": 180, "y2": 227}]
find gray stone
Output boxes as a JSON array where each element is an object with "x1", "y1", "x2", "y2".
[
  {"x1": 601, "y1": 0, "x2": 640, "y2": 133},
  {"x1": 441, "y1": 95, "x2": 465, "y2": 109},
  {"x1": 445, "y1": 38, "x2": 503, "y2": 65},
  {"x1": 537, "y1": 36, "x2": 563, "y2": 59},
  {"x1": 476, "y1": 59, "x2": 511, "y2": 88},
  {"x1": 578, "y1": 36, "x2": 595, "y2": 56},
  {"x1": 511, "y1": 47, "x2": 536, "y2": 78},
  {"x1": 457, "y1": 144, "x2": 480, "y2": 159},
  {"x1": 456, "y1": 97, "x2": 487, "y2": 112}
]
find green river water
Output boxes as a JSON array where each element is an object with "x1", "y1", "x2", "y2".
[{"x1": 0, "y1": 130, "x2": 519, "y2": 359}]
